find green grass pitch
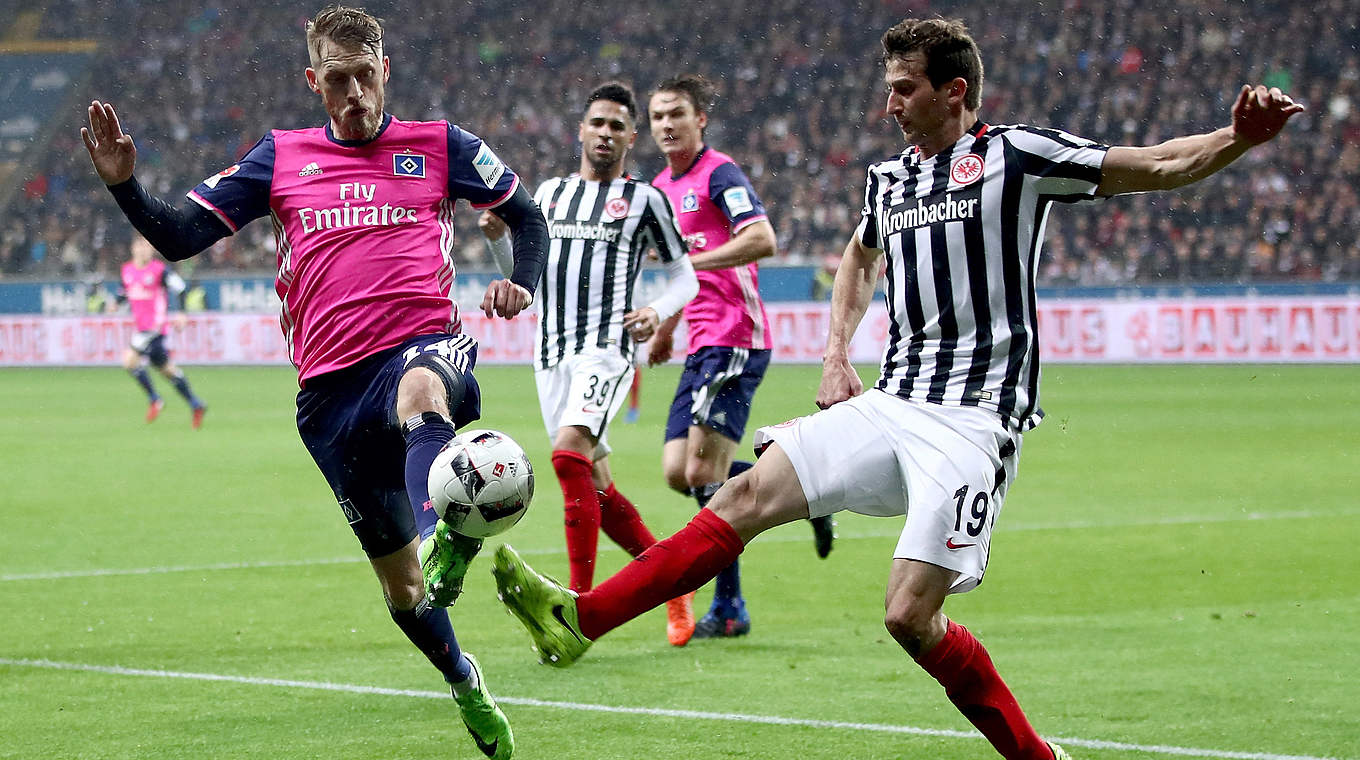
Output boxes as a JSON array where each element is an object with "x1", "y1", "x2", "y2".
[{"x1": 1, "y1": 363, "x2": 1356, "y2": 759}]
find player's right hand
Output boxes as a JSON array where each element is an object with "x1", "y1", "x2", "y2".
[
  {"x1": 1230, "y1": 84, "x2": 1305, "y2": 145},
  {"x1": 478, "y1": 210, "x2": 508, "y2": 240},
  {"x1": 481, "y1": 279, "x2": 532, "y2": 319},
  {"x1": 81, "y1": 100, "x2": 136, "y2": 186},
  {"x1": 815, "y1": 354, "x2": 862, "y2": 409},
  {"x1": 647, "y1": 329, "x2": 673, "y2": 366}
]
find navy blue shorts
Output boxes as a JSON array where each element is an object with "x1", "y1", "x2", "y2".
[
  {"x1": 664, "y1": 346, "x2": 771, "y2": 444},
  {"x1": 131, "y1": 331, "x2": 170, "y2": 367},
  {"x1": 295, "y1": 334, "x2": 480, "y2": 558}
]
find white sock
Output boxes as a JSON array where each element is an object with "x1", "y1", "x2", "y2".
[{"x1": 449, "y1": 654, "x2": 479, "y2": 697}]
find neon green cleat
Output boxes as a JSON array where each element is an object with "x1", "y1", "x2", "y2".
[
  {"x1": 1049, "y1": 742, "x2": 1073, "y2": 760},
  {"x1": 419, "y1": 521, "x2": 483, "y2": 607},
  {"x1": 491, "y1": 544, "x2": 591, "y2": 667},
  {"x1": 454, "y1": 653, "x2": 513, "y2": 760}
]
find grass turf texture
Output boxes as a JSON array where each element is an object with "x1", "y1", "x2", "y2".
[{"x1": 1, "y1": 364, "x2": 1356, "y2": 760}]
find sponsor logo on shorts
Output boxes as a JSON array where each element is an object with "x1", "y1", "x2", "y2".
[
  {"x1": 339, "y1": 498, "x2": 361, "y2": 525},
  {"x1": 945, "y1": 538, "x2": 975, "y2": 550}
]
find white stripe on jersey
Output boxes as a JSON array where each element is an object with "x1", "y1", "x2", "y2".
[
  {"x1": 271, "y1": 210, "x2": 298, "y2": 369},
  {"x1": 533, "y1": 174, "x2": 687, "y2": 370},
  {"x1": 733, "y1": 266, "x2": 765, "y2": 348},
  {"x1": 437, "y1": 197, "x2": 456, "y2": 292},
  {"x1": 858, "y1": 122, "x2": 1107, "y2": 431}
]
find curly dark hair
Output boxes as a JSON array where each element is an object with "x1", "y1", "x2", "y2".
[{"x1": 587, "y1": 82, "x2": 638, "y2": 122}]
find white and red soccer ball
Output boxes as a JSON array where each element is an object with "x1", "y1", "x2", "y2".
[{"x1": 427, "y1": 429, "x2": 534, "y2": 538}]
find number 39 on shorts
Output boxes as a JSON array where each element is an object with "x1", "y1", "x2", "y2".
[{"x1": 582, "y1": 374, "x2": 612, "y2": 407}]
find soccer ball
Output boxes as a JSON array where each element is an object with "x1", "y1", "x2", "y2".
[{"x1": 427, "y1": 429, "x2": 534, "y2": 538}]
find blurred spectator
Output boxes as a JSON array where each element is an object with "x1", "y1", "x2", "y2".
[{"x1": 5, "y1": 0, "x2": 1358, "y2": 287}]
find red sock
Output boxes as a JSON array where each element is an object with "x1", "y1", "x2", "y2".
[
  {"x1": 916, "y1": 620, "x2": 1053, "y2": 760},
  {"x1": 598, "y1": 483, "x2": 657, "y2": 557},
  {"x1": 627, "y1": 371, "x2": 641, "y2": 412},
  {"x1": 577, "y1": 508, "x2": 742, "y2": 640},
  {"x1": 551, "y1": 450, "x2": 600, "y2": 592}
]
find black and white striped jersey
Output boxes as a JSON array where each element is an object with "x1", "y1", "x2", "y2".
[
  {"x1": 533, "y1": 174, "x2": 687, "y2": 370},
  {"x1": 856, "y1": 121, "x2": 1109, "y2": 431}
]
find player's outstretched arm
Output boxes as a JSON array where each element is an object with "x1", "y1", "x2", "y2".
[
  {"x1": 1097, "y1": 85, "x2": 1304, "y2": 196},
  {"x1": 81, "y1": 100, "x2": 136, "y2": 185},
  {"x1": 816, "y1": 236, "x2": 880, "y2": 410},
  {"x1": 81, "y1": 99, "x2": 231, "y2": 261}
]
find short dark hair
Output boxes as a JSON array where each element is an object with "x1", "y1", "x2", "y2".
[
  {"x1": 652, "y1": 74, "x2": 716, "y2": 115},
  {"x1": 306, "y1": 5, "x2": 384, "y2": 62},
  {"x1": 587, "y1": 82, "x2": 637, "y2": 122},
  {"x1": 881, "y1": 18, "x2": 984, "y2": 111}
]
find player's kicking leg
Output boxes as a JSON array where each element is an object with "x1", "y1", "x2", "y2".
[
  {"x1": 394, "y1": 357, "x2": 511, "y2": 756},
  {"x1": 889, "y1": 560, "x2": 1058, "y2": 759},
  {"x1": 454, "y1": 653, "x2": 514, "y2": 760},
  {"x1": 397, "y1": 361, "x2": 484, "y2": 606},
  {"x1": 376, "y1": 544, "x2": 512, "y2": 759},
  {"x1": 494, "y1": 443, "x2": 808, "y2": 666}
]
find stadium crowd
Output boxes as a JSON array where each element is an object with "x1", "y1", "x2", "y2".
[{"x1": 4, "y1": 0, "x2": 1358, "y2": 286}]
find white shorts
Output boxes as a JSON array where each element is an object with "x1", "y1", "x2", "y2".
[
  {"x1": 535, "y1": 348, "x2": 635, "y2": 460},
  {"x1": 754, "y1": 389, "x2": 1022, "y2": 593}
]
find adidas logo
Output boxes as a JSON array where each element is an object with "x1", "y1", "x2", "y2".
[{"x1": 298, "y1": 162, "x2": 323, "y2": 177}]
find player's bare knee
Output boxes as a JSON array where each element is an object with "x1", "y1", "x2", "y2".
[
  {"x1": 709, "y1": 467, "x2": 796, "y2": 539},
  {"x1": 664, "y1": 469, "x2": 690, "y2": 493},
  {"x1": 395, "y1": 367, "x2": 448, "y2": 421},
  {"x1": 683, "y1": 459, "x2": 722, "y2": 489},
  {"x1": 883, "y1": 605, "x2": 933, "y2": 654},
  {"x1": 382, "y1": 578, "x2": 425, "y2": 611}
]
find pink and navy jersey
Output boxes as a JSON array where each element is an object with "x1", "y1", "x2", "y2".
[
  {"x1": 120, "y1": 258, "x2": 183, "y2": 334},
  {"x1": 187, "y1": 115, "x2": 519, "y2": 383},
  {"x1": 653, "y1": 146, "x2": 772, "y2": 352}
]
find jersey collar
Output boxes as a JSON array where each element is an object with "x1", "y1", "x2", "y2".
[
  {"x1": 902, "y1": 120, "x2": 988, "y2": 165},
  {"x1": 667, "y1": 145, "x2": 709, "y2": 181},
  {"x1": 324, "y1": 113, "x2": 394, "y2": 147}
]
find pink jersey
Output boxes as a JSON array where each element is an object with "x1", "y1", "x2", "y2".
[
  {"x1": 190, "y1": 116, "x2": 519, "y2": 383},
  {"x1": 653, "y1": 147, "x2": 772, "y2": 352},
  {"x1": 120, "y1": 258, "x2": 171, "y2": 334}
]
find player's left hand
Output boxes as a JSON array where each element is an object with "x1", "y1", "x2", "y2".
[
  {"x1": 622, "y1": 307, "x2": 660, "y2": 342},
  {"x1": 1231, "y1": 85, "x2": 1305, "y2": 145},
  {"x1": 481, "y1": 279, "x2": 532, "y2": 319}
]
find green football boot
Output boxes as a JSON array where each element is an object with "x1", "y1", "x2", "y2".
[
  {"x1": 1049, "y1": 742, "x2": 1073, "y2": 760},
  {"x1": 454, "y1": 653, "x2": 513, "y2": 760},
  {"x1": 491, "y1": 544, "x2": 591, "y2": 667},
  {"x1": 419, "y1": 521, "x2": 483, "y2": 607}
]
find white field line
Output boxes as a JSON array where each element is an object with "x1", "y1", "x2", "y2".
[
  {"x1": 0, "y1": 658, "x2": 1346, "y2": 760},
  {"x1": 3, "y1": 507, "x2": 1356, "y2": 584}
]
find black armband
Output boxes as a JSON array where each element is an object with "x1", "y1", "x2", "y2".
[
  {"x1": 491, "y1": 184, "x2": 548, "y2": 295},
  {"x1": 106, "y1": 176, "x2": 232, "y2": 261}
]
